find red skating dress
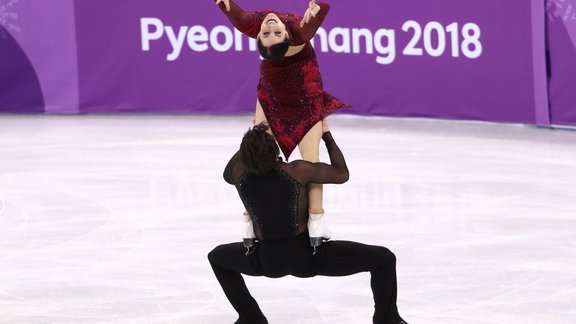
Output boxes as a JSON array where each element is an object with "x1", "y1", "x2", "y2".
[{"x1": 218, "y1": 1, "x2": 351, "y2": 159}]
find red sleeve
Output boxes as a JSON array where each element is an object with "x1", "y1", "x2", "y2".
[
  {"x1": 287, "y1": 2, "x2": 330, "y2": 45},
  {"x1": 216, "y1": 0, "x2": 265, "y2": 38}
]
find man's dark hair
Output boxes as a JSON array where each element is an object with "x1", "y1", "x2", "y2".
[
  {"x1": 257, "y1": 37, "x2": 290, "y2": 61},
  {"x1": 240, "y1": 123, "x2": 280, "y2": 174}
]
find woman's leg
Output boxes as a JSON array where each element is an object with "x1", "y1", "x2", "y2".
[
  {"x1": 254, "y1": 99, "x2": 268, "y2": 126},
  {"x1": 299, "y1": 121, "x2": 331, "y2": 249},
  {"x1": 298, "y1": 121, "x2": 323, "y2": 214},
  {"x1": 208, "y1": 243, "x2": 268, "y2": 324},
  {"x1": 315, "y1": 241, "x2": 403, "y2": 324}
]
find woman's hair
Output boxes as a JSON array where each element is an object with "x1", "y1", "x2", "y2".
[
  {"x1": 257, "y1": 37, "x2": 290, "y2": 61},
  {"x1": 240, "y1": 123, "x2": 280, "y2": 174}
]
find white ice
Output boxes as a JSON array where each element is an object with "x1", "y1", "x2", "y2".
[{"x1": 0, "y1": 115, "x2": 575, "y2": 324}]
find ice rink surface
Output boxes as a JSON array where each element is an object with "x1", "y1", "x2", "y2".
[{"x1": 1, "y1": 115, "x2": 575, "y2": 324}]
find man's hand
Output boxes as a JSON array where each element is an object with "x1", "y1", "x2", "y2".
[
  {"x1": 300, "y1": 0, "x2": 321, "y2": 27},
  {"x1": 215, "y1": 0, "x2": 230, "y2": 12}
]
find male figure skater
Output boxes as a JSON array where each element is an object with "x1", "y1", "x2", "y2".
[{"x1": 208, "y1": 121, "x2": 407, "y2": 324}]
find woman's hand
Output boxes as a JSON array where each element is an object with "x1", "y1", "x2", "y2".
[
  {"x1": 300, "y1": 1, "x2": 321, "y2": 27},
  {"x1": 215, "y1": 0, "x2": 230, "y2": 11}
]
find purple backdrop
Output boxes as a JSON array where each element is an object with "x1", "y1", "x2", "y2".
[
  {"x1": 546, "y1": 0, "x2": 576, "y2": 127},
  {"x1": 1, "y1": 0, "x2": 571, "y2": 126},
  {"x1": 0, "y1": 23, "x2": 44, "y2": 113},
  {"x1": 0, "y1": 0, "x2": 78, "y2": 113}
]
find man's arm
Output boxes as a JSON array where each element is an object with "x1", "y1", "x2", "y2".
[{"x1": 288, "y1": 128, "x2": 349, "y2": 185}]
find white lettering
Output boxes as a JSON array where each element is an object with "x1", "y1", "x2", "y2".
[
  {"x1": 234, "y1": 28, "x2": 244, "y2": 51},
  {"x1": 375, "y1": 29, "x2": 396, "y2": 65},
  {"x1": 141, "y1": 18, "x2": 164, "y2": 51},
  {"x1": 312, "y1": 27, "x2": 329, "y2": 53},
  {"x1": 328, "y1": 27, "x2": 351, "y2": 53},
  {"x1": 423, "y1": 22, "x2": 446, "y2": 57},
  {"x1": 249, "y1": 38, "x2": 258, "y2": 51},
  {"x1": 352, "y1": 28, "x2": 374, "y2": 54},
  {"x1": 166, "y1": 26, "x2": 189, "y2": 61},
  {"x1": 233, "y1": 29, "x2": 258, "y2": 51},
  {"x1": 139, "y1": 17, "x2": 482, "y2": 64},
  {"x1": 187, "y1": 26, "x2": 209, "y2": 52},
  {"x1": 210, "y1": 25, "x2": 234, "y2": 52}
]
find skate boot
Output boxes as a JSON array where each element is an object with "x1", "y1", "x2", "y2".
[
  {"x1": 242, "y1": 214, "x2": 257, "y2": 255},
  {"x1": 308, "y1": 211, "x2": 332, "y2": 254}
]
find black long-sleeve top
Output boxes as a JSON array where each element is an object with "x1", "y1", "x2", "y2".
[{"x1": 223, "y1": 132, "x2": 348, "y2": 240}]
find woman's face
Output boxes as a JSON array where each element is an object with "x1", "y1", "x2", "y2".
[{"x1": 258, "y1": 13, "x2": 288, "y2": 47}]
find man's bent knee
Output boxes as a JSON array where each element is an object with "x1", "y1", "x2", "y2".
[
  {"x1": 207, "y1": 245, "x2": 226, "y2": 265},
  {"x1": 375, "y1": 246, "x2": 396, "y2": 267}
]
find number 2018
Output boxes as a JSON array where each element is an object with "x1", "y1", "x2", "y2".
[{"x1": 402, "y1": 20, "x2": 482, "y2": 59}]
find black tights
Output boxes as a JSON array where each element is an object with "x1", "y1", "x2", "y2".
[{"x1": 208, "y1": 232, "x2": 402, "y2": 324}]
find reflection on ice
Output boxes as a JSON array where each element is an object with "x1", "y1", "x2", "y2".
[{"x1": 1, "y1": 115, "x2": 575, "y2": 323}]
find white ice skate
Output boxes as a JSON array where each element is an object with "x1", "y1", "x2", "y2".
[
  {"x1": 308, "y1": 211, "x2": 332, "y2": 254},
  {"x1": 242, "y1": 214, "x2": 257, "y2": 255}
]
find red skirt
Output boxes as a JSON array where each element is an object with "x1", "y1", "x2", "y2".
[{"x1": 258, "y1": 43, "x2": 351, "y2": 159}]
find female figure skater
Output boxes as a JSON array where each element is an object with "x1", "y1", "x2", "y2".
[
  {"x1": 208, "y1": 121, "x2": 407, "y2": 324},
  {"x1": 214, "y1": 0, "x2": 351, "y2": 249}
]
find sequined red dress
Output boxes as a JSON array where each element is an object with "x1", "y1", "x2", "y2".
[{"x1": 217, "y1": 1, "x2": 351, "y2": 159}]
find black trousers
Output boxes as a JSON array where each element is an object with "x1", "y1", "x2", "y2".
[{"x1": 208, "y1": 232, "x2": 402, "y2": 324}]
